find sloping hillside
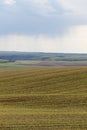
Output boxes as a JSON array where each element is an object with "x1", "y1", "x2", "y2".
[{"x1": 0, "y1": 67, "x2": 87, "y2": 129}]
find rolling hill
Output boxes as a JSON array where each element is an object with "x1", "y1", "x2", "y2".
[{"x1": 0, "y1": 67, "x2": 87, "y2": 129}]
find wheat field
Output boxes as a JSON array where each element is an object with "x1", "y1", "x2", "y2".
[{"x1": 0, "y1": 67, "x2": 87, "y2": 129}]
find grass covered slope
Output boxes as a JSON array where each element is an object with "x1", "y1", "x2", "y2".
[{"x1": 0, "y1": 67, "x2": 87, "y2": 129}]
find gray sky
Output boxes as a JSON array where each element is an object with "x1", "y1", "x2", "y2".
[{"x1": 0, "y1": 0, "x2": 87, "y2": 53}]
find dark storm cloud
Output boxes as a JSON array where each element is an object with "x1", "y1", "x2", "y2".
[{"x1": 0, "y1": 0, "x2": 87, "y2": 36}]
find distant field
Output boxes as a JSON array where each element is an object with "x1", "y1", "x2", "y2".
[
  {"x1": 0, "y1": 67, "x2": 87, "y2": 129},
  {"x1": 16, "y1": 60, "x2": 87, "y2": 66},
  {"x1": 0, "y1": 60, "x2": 87, "y2": 71}
]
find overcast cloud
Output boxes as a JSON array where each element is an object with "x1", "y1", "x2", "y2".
[{"x1": 0, "y1": 0, "x2": 87, "y2": 53}]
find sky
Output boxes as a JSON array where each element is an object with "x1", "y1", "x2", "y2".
[{"x1": 0, "y1": 0, "x2": 87, "y2": 53}]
